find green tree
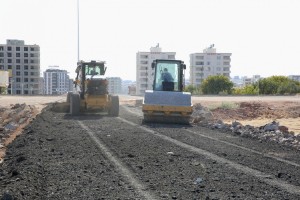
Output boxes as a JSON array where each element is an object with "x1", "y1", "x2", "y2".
[
  {"x1": 200, "y1": 75, "x2": 234, "y2": 94},
  {"x1": 258, "y1": 76, "x2": 300, "y2": 94},
  {"x1": 184, "y1": 85, "x2": 200, "y2": 95},
  {"x1": 233, "y1": 84, "x2": 258, "y2": 95}
]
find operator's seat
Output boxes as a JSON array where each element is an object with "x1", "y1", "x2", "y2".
[{"x1": 162, "y1": 81, "x2": 174, "y2": 91}]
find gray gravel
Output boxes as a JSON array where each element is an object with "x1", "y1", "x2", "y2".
[{"x1": 0, "y1": 104, "x2": 300, "y2": 199}]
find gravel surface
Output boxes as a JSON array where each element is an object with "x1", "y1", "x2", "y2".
[{"x1": 1, "y1": 103, "x2": 300, "y2": 199}]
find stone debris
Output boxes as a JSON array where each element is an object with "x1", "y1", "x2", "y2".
[
  {"x1": 192, "y1": 103, "x2": 300, "y2": 151},
  {"x1": 0, "y1": 103, "x2": 37, "y2": 147}
]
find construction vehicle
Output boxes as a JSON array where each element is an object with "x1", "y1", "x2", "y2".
[
  {"x1": 142, "y1": 59, "x2": 193, "y2": 124},
  {"x1": 67, "y1": 60, "x2": 119, "y2": 116}
]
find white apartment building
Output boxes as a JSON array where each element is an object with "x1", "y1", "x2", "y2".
[
  {"x1": 289, "y1": 75, "x2": 300, "y2": 82},
  {"x1": 43, "y1": 67, "x2": 72, "y2": 95},
  {"x1": 190, "y1": 45, "x2": 231, "y2": 87},
  {"x1": 136, "y1": 44, "x2": 176, "y2": 95},
  {"x1": 107, "y1": 77, "x2": 122, "y2": 94},
  {"x1": 0, "y1": 39, "x2": 40, "y2": 95}
]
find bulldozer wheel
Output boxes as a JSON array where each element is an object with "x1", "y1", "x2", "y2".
[
  {"x1": 108, "y1": 96, "x2": 119, "y2": 117},
  {"x1": 66, "y1": 92, "x2": 73, "y2": 103},
  {"x1": 70, "y1": 93, "x2": 80, "y2": 115}
]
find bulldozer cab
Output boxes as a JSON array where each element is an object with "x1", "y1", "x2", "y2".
[
  {"x1": 152, "y1": 59, "x2": 186, "y2": 92},
  {"x1": 75, "y1": 61, "x2": 107, "y2": 99}
]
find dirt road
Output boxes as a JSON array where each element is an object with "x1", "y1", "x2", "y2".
[{"x1": 1, "y1": 101, "x2": 300, "y2": 199}]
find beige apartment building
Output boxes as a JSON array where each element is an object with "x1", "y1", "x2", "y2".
[
  {"x1": 0, "y1": 39, "x2": 40, "y2": 95},
  {"x1": 190, "y1": 45, "x2": 231, "y2": 87},
  {"x1": 136, "y1": 44, "x2": 176, "y2": 95},
  {"x1": 107, "y1": 77, "x2": 122, "y2": 94}
]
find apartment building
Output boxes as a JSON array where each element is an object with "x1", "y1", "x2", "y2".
[
  {"x1": 0, "y1": 39, "x2": 40, "y2": 95},
  {"x1": 107, "y1": 77, "x2": 122, "y2": 94},
  {"x1": 190, "y1": 45, "x2": 231, "y2": 87},
  {"x1": 43, "y1": 67, "x2": 72, "y2": 95},
  {"x1": 289, "y1": 75, "x2": 300, "y2": 82},
  {"x1": 136, "y1": 44, "x2": 176, "y2": 95}
]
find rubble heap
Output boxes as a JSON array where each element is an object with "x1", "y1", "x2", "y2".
[
  {"x1": 192, "y1": 103, "x2": 300, "y2": 150},
  {"x1": 0, "y1": 104, "x2": 37, "y2": 159}
]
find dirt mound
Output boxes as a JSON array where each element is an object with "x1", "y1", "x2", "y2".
[
  {"x1": 211, "y1": 101, "x2": 300, "y2": 121},
  {"x1": 0, "y1": 104, "x2": 38, "y2": 162}
]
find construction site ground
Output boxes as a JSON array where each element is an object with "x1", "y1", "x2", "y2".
[
  {"x1": 1, "y1": 95, "x2": 299, "y2": 155},
  {"x1": 1, "y1": 94, "x2": 300, "y2": 199}
]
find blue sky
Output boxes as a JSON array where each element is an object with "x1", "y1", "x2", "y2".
[{"x1": 1, "y1": 0, "x2": 299, "y2": 80}]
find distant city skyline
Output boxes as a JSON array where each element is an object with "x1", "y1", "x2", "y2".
[{"x1": 1, "y1": 0, "x2": 299, "y2": 81}]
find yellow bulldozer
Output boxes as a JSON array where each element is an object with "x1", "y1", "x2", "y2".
[
  {"x1": 142, "y1": 59, "x2": 193, "y2": 124},
  {"x1": 65, "y1": 60, "x2": 119, "y2": 116}
]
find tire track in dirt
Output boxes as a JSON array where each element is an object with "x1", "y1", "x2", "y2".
[{"x1": 117, "y1": 117, "x2": 300, "y2": 196}]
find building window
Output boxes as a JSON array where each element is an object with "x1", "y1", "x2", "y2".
[
  {"x1": 30, "y1": 66, "x2": 35, "y2": 69},
  {"x1": 8, "y1": 59, "x2": 12, "y2": 63},
  {"x1": 24, "y1": 59, "x2": 28, "y2": 63},
  {"x1": 223, "y1": 67, "x2": 230, "y2": 71},
  {"x1": 16, "y1": 59, "x2": 21, "y2": 63},
  {"x1": 0, "y1": 59, "x2": 3, "y2": 63},
  {"x1": 0, "y1": 46, "x2": 4, "y2": 51},
  {"x1": 16, "y1": 78, "x2": 21, "y2": 82},
  {"x1": 24, "y1": 53, "x2": 28, "y2": 57},
  {"x1": 196, "y1": 73, "x2": 204, "y2": 77},
  {"x1": 0, "y1": 52, "x2": 3, "y2": 57},
  {"x1": 30, "y1": 47, "x2": 34, "y2": 51},
  {"x1": 140, "y1": 55, "x2": 148, "y2": 59},
  {"x1": 8, "y1": 65, "x2": 12, "y2": 69},
  {"x1": 195, "y1": 56, "x2": 204, "y2": 59},
  {"x1": 24, "y1": 47, "x2": 28, "y2": 51},
  {"x1": 223, "y1": 56, "x2": 230, "y2": 60},
  {"x1": 195, "y1": 61, "x2": 204, "y2": 65},
  {"x1": 16, "y1": 71, "x2": 21, "y2": 76},
  {"x1": 24, "y1": 65, "x2": 28, "y2": 70},
  {"x1": 196, "y1": 67, "x2": 204, "y2": 71},
  {"x1": 7, "y1": 46, "x2": 12, "y2": 51},
  {"x1": 16, "y1": 53, "x2": 21, "y2": 57},
  {"x1": 24, "y1": 71, "x2": 28, "y2": 76},
  {"x1": 24, "y1": 78, "x2": 28, "y2": 82},
  {"x1": 140, "y1": 60, "x2": 148, "y2": 65},
  {"x1": 223, "y1": 61, "x2": 230, "y2": 65},
  {"x1": 16, "y1": 47, "x2": 20, "y2": 51},
  {"x1": 7, "y1": 52, "x2": 12, "y2": 57},
  {"x1": 30, "y1": 60, "x2": 34, "y2": 64},
  {"x1": 168, "y1": 55, "x2": 175, "y2": 59},
  {"x1": 30, "y1": 72, "x2": 34, "y2": 75},
  {"x1": 30, "y1": 78, "x2": 34, "y2": 82},
  {"x1": 0, "y1": 65, "x2": 4, "y2": 70},
  {"x1": 207, "y1": 61, "x2": 210, "y2": 65},
  {"x1": 16, "y1": 65, "x2": 21, "y2": 70}
]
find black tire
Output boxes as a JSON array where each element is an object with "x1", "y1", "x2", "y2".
[
  {"x1": 70, "y1": 93, "x2": 80, "y2": 115},
  {"x1": 108, "y1": 96, "x2": 119, "y2": 117},
  {"x1": 66, "y1": 92, "x2": 73, "y2": 103}
]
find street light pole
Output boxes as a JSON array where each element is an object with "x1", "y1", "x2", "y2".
[{"x1": 77, "y1": 0, "x2": 80, "y2": 61}]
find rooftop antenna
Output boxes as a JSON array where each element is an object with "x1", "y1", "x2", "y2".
[{"x1": 77, "y1": 0, "x2": 80, "y2": 61}]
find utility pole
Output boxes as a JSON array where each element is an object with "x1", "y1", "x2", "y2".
[{"x1": 77, "y1": 0, "x2": 80, "y2": 61}]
